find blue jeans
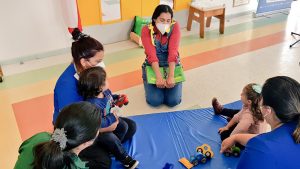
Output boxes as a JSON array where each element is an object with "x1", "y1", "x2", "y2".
[
  {"x1": 96, "y1": 117, "x2": 136, "y2": 161},
  {"x1": 143, "y1": 80, "x2": 182, "y2": 107}
]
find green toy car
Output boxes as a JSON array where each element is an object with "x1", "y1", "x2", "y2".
[{"x1": 224, "y1": 146, "x2": 241, "y2": 157}]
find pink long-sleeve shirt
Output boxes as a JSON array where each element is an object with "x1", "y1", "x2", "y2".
[{"x1": 230, "y1": 106, "x2": 268, "y2": 136}]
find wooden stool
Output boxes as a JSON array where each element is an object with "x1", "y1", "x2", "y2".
[
  {"x1": 187, "y1": 3, "x2": 225, "y2": 38},
  {"x1": 0, "y1": 65, "x2": 3, "y2": 82}
]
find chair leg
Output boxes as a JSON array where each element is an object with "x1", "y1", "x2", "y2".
[
  {"x1": 206, "y1": 17, "x2": 212, "y2": 27},
  {"x1": 291, "y1": 32, "x2": 300, "y2": 36},
  {"x1": 199, "y1": 13, "x2": 205, "y2": 38},
  {"x1": 187, "y1": 7, "x2": 194, "y2": 31},
  {"x1": 290, "y1": 39, "x2": 300, "y2": 48},
  {"x1": 290, "y1": 32, "x2": 300, "y2": 48}
]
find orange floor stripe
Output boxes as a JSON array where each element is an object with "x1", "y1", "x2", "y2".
[
  {"x1": 13, "y1": 94, "x2": 54, "y2": 140},
  {"x1": 181, "y1": 31, "x2": 285, "y2": 69}
]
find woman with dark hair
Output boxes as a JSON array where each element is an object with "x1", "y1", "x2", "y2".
[
  {"x1": 220, "y1": 76, "x2": 300, "y2": 169},
  {"x1": 14, "y1": 102, "x2": 101, "y2": 169},
  {"x1": 54, "y1": 28, "x2": 105, "y2": 123},
  {"x1": 53, "y1": 29, "x2": 137, "y2": 168},
  {"x1": 141, "y1": 4, "x2": 183, "y2": 107}
]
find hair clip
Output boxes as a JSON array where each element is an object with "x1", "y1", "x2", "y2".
[
  {"x1": 252, "y1": 84, "x2": 262, "y2": 94},
  {"x1": 51, "y1": 128, "x2": 68, "y2": 150}
]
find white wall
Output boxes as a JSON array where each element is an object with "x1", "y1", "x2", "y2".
[{"x1": 0, "y1": 0, "x2": 71, "y2": 63}]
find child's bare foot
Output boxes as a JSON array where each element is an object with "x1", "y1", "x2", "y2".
[{"x1": 212, "y1": 98, "x2": 223, "y2": 115}]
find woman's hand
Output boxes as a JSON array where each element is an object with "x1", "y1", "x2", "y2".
[
  {"x1": 166, "y1": 76, "x2": 175, "y2": 88},
  {"x1": 218, "y1": 126, "x2": 229, "y2": 134},
  {"x1": 220, "y1": 135, "x2": 236, "y2": 154},
  {"x1": 156, "y1": 76, "x2": 166, "y2": 88}
]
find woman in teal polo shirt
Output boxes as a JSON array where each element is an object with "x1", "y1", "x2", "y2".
[{"x1": 14, "y1": 102, "x2": 101, "y2": 169}]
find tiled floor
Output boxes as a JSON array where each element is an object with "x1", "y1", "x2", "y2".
[{"x1": 1, "y1": 11, "x2": 300, "y2": 169}]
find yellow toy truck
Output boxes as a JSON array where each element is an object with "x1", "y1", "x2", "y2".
[{"x1": 179, "y1": 144, "x2": 214, "y2": 169}]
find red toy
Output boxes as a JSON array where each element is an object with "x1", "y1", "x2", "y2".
[{"x1": 114, "y1": 94, "x2": 129, "y2": 107}]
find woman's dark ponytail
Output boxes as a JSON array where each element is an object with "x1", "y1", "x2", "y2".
[
  {"x1": 32, "y1": 141, "x2": 73, "y2": 169},
  {"x1": 71, "y1": 28, "x2": 88, "y2": 41}
]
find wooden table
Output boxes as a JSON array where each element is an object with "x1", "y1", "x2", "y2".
[{"x1": 187, "y1": 3, "x2": 225, "y2": 38}]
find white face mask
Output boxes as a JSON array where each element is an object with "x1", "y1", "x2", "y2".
[
  {"x1": 96, "y1": 61, "x2": 105, "y2": 68},
  {"x1": 156, "y1": 23, "x2": 170, "y2": 35}
]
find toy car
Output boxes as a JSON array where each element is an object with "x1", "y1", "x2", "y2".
[
  {"x1": 190, "y1": 152, "x2": 207, "y2": 165},
  {"x1": 179, "y1": 144, "x2": 214, "y2": 169},
  {"x1": 113, "y1": 94, "x2": 129, "y2": 107},
  {"x1": 196, "y1": 144, "x2": 214, "y2": 159},
  {"x1": 224, "y1": 146, "x2": 241, "y2": 157}
]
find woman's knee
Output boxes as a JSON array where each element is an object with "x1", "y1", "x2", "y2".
[
  {"x1": 164, "y1": 97, "x2": 181, "y2": 107},
  {"x1": 144, "y1": 82, "x2": 164, "y2": 106},
  {"x1": 146, "y1": 99, "x2": 163, "y2": 107},
  {"x1": 146, "y1": 97, "x2": 164, "y2": 107}
]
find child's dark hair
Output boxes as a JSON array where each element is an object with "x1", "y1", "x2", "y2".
[
  {"x1": 32, "y1": 102, "x2": 101, "y2": 169},
  {"x1": 261, "y1": 76, "x2": 300, "y2": 143},
  {"x1": 71, "y1": 28, "x2": 104, "y2": 70},
  {"x1": 78, "y1": 67, "x2": 107, "y2": 99},
  {"x1": 244, "y1": 83, "x2": 264, "y2": 122},
  {"x1": 151, "y1": 4, "x2": 173, "y2": 26}
]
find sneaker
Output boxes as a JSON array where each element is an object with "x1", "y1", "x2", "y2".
[
  {"x1": 212, "y1": 98, "x2": 223, "y2": 115},
  {"x1": 122, "y1": 156, "x2": 139, "y2": 169}
]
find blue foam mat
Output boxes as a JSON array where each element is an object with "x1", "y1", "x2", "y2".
[{"x1": 111, "y1": 101, "x2": 243, "y2": 169}]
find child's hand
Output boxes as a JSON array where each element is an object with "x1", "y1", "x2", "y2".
[
  {"x1": 218, "y1": 126, "x2": 229, "y2": 134},
  {"x1": 109, "y1": 120, "x2": 119, "y2": 131},
  {"x1": 220, "y1": 135, "x2": 236, "y2": 154},
  {"x1": 113, "y1": 94, "x2": 129, "y2": 107},
  {"x1": 111, "y1": 107, "x2": 121, "y2": 117}
]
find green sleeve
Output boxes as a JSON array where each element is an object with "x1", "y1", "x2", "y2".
[{"x1": 14, "y1": 132, "x2": 51, "y2": 169}]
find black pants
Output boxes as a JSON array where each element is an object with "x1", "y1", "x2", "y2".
[
  {"x1": 219, "y1": 108, "x2": 240, "y2": 118},
  {"x1": 219, "y1": 109, "x2": 244, "y2": 149},
  {"x1": 79, "y1": 117, "x2": 137, "y2": 168},
  {"x1": 79, "y1": 141, "x2": 112, "y2": 169},
  {"x1": 98, "y1": 117, "x2": 136, "y2": 161}
]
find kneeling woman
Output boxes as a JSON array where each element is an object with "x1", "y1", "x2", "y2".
[
  {"x1": 14, "y1": 102, "x2": 101, "y2": 169},
  {"x1": 141, "y1": 4, "x2": 183, "y2": 107}
]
